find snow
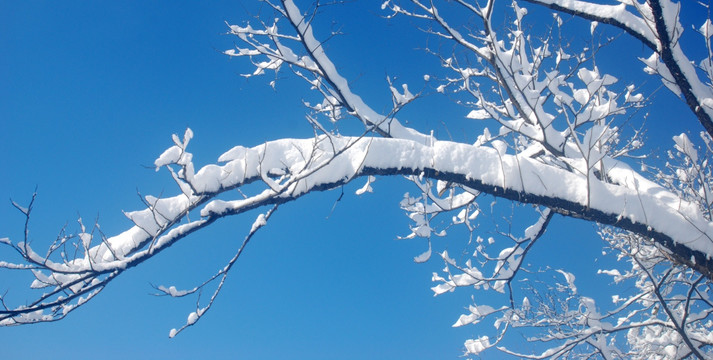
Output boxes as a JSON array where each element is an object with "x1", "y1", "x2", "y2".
[
  {"x1": 664, "y1": 345, "x2": 676, "y2": 357},
  {"x1": 453, "y1": 304, "x2": 500, "y2": 327},
  {"x1": 154, "y1": 145, "x2": 183, "y2": 169},
  {"x1": 522, "y1": 296, "x2": 530, "y2": 311},
  {"x1": 187, "y1": 311, "x2": 198, "y2": 325},
  {"x1": 355, "y1": 175, "x2": 375, "y2": 195},
  {"x1": 390, "y1": 83, "x2": 415, "y2": 105},
  {"x1": 578, "y1": 67, "x2": 617, "y2": 95},
  {"x1": 556, "y1": 269, "x2": 577, "y2": 293},
  {"x1": 466, "y1": 109, "x2": 491, "y2": 120},
  {"x1": 573, "y1": 88, "x2": 589, "y2": 105},
  {"x1": 123, "y1": 194, "x2": 192, "y2": 237},
  {"x1": 625, "y1": 84, "x2": 644, "y2": 103},
  {"x1": 79, "y1": 232, "x2": 92, "y2": 249},
  {"x1": 598, "y1": 268, "x2": 621, "y2": 278},
  {"x1": 413, "y1": 243, "x2": 431, "y2": 263},
  {"x1": 523, "y1": 211, "x2": 549, "y2": 239},
  {"x1": 250, "y1": 213, "x2": 267, "y2": 233},
  {"x1": 30, "y1": 269, "x2": 57, "y2": 289},
  {"x1": 641, "y1": 52, "x2": 682, "y2": 95},
  {"x1": 217, "y1": 145, "x2": 248, "y2": 163},
  {"x1": 158, "y1": 285, "x2": 191, "y2": 297},
  {"x1": 673, "y1": 133, "x2": 698, "y2": 162},
  {"x1": 464, "y1": 336, "x2": 491, "y2": 355}
]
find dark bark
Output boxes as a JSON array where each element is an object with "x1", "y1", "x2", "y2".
[{"x1": 353, "y1": 166, "x2": 713, "y2": 280}]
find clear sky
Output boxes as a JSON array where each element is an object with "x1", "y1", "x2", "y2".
[{"x1": 0, "y1": 1, "x2": 706, "y2": 359}]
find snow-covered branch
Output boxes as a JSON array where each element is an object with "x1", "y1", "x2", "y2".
[
  {"x1": 4, "y1": 126, "x2": 713, "y2": 326},
  {"x1": 3, "y1": 1, "x2": 713, "y2": 358}
]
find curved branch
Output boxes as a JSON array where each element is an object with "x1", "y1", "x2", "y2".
[
  {"x1": 186, "y1": 136, "x2": 713, "y2": 279},
  {"x1": 5, "y1": 132, "x2": 713, "y2": 324}
]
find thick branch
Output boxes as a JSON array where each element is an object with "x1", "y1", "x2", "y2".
[{"x1": 195, "y1": 136, "x2": 713, "y2": 279}]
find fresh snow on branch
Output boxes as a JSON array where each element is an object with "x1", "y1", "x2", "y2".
[{"x1": 3, "y1": 0, "x2": 713, "y2": 358}]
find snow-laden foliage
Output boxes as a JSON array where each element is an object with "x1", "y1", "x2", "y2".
[
  {"x1": 2, "y1": 0, "x2": 712, "y2": 358},
  {"x1": 522, "y1": 0, "x2": 713, "y2": 138}
]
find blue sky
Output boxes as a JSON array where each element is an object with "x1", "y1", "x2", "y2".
[{"x1": 0, "y1": 1, "x2": 706, "y2": 359}]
